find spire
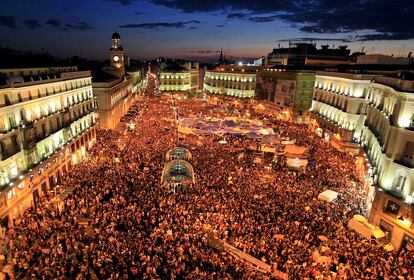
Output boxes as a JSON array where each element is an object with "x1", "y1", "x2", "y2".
[{"x1": 219, "y1": 47, "x2": 223, "y2": 63}]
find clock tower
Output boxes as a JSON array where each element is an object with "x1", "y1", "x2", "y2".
[{"x1": 110, "y1": 32, "x2": 125, "y2": 76}]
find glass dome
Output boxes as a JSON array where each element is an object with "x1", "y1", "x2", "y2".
[
  {"x1": 161, "y1": 159, "x2": 194, "y2": 184},
  {"x1": 166, "y1": 147, "x2": 192, "y2": 161}
]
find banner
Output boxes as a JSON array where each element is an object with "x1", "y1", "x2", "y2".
[
  {"x1": 275, "y1": 79, "x2": 296, "y2": 107},
  {"x1": 384, "y1": 200, "x2": 400, "y2": 216}
]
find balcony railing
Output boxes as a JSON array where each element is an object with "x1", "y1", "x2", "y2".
[
  {"x1": 394, "y1": 157, "x2": 414, "y2": 169},
  {"x1": 364, "y1": 121, "x2": 384, "y2": 147}
]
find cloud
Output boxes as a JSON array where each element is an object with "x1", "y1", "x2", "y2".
[
  {"x1": 278, "y1": 37, "x2": 352, "y2": 43},
  {"x1": 119, "y1": 20, "x2": 200, "y2": 30},
  {"x1": 151, "y1": 0, "x2": 292, "y2": 14},
  {"x1": 24, "y1": 19, "x2": 41, "y2": 30},
  {"x1": 134, "y1": 11, "x2": 145, "y2": 15},
  {"x1": 248, "y1": 15, "x2": 278, "y2": 23},
  {"x1": 65, "y1": 21, "x2": 93, "y2": 30},
  {"x1": 150, "y1": 0, "x2": 414, "y2": 41},
  {"x1": 217, "y1": 24, "x2": 225, "y2": 28},
  {"x1": 46, "y1": 19, "x2": 61, "y2": 28},
  {"x1": 0, "y1": 16, "x2": 17, "y2": 29},
  {"x1": 107, "y1": 0, "x2": 138, "y2": 5},
  {"x1": 0, "y1": 17, "x2": 93, "y2": 32},
  {"x1": 227, "y1": 12, "x2": 248, "y2": 19},
  {"x1": 227, "y1": 12, "x2": 278, "y2": 23}
]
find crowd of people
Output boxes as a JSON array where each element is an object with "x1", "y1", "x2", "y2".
[{"x1": 1, "y1": 93, "x2": 413, "y2": 279}]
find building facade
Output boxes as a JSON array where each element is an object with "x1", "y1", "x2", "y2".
[
  {"x1": 370, "y1": 189, "x2": 414, "y2": 251},
  {"x1": 361, "y1": 76, "x2": 414, "y2": 199},
  {"x1": 356, "y1": 54, "x2": 410, "y2": 65},
  {"x1": 309, "y1": 71, "x2": 414, "y2": 250},
  {"x1": 159, "y1": 62, "x2": 199, "y2": 93},
  {"x1": 310, "y1": 72, "x2": 374, "y2": 144},
  {"x1": 93, "y1": 74, "x2": 134, "y2": 129},
  {"x1": 92, "y1": 33, "x2": 136, "y2": 129},
  {"x1": 256, "y1": 69, "x2": 315, "y2": 115},
  {"x1": 0, "y1": 66, "x2": 97, "y2": 223},
  {"x1": 266, "y1": 43, "x2": 351, "y2": 67},
  {"x1": 203, "y1": 66, "x2": 258, "y2": 99}
]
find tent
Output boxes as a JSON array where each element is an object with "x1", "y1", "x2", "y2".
[
  {"x1": 284, "y1": 145, "x2": 308, "y2": 156},
  {"x1": 178, "y1": 126, "x2": 193, "y2": 134},
  {"x1": 286, "y1": 158, "x2": 308, "y2": 170},
  {"x1": 246, "y1": 132, "x2": 263, "y2": 139},
  {"x1": 258, "y1": 128, "x2": 275, "y2": 135},
  {"x1": 261, "y1": 135, "x2": 280, "y2": 144},
  {"x1": 281, "y1": 140, "x2": 295, "y2": 145},
  {"x1": 318, "y1": 190, "x2": 338, "y2": 202},
  {"x1": 222, "y1": 120, "x2": 237, "y2": 127},
  {"x1": 261, "y1": 145, "x2": 276, "y2": 153}
]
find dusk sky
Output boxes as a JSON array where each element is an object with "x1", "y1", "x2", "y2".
[{"x1": 1, "y1": 0, "x2": 414, "y2": 60}]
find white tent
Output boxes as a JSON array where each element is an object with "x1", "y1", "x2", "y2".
[
  {"x1": 281, "y1": 140, "x2": 295, "y2": 145},
  {"x1": 318, "y1": 190, "x2": 338, "y2": 202},
  {"x1": 286, "y1": 158, "x2": 308, "y2": 170}
]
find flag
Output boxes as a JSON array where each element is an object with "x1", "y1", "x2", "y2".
[{"x1": 384, "y1": 200, "x2": 400, "y2": 216}]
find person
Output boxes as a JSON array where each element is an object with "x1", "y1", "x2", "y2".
[{"x1": 3, "y1": 94, "x2": 413, "y2": 279}]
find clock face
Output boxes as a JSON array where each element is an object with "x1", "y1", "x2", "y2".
[{"x1": 113, "y1": 55, "x2": 120, "y2": 62}]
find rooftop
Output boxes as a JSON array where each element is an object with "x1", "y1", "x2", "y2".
[
  {"x1": 92, "y1": 70, "x2": 119, "y2": 83},
  {"x1": 374, "y1": 73, "x2": 414, "y2": 92},
  {"x1": 162, "y1": 64, "x2": 188, "y2": 72}
]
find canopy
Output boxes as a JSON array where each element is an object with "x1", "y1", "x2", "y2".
[
  {"x1": 178, "y1": 117, "x2": 275, "y2": 138},
  {"x1": 246, "y1": 132, "x2": 263, "y2": 139},
  {"x1": 178, "y1": 125, "x2": 193, "y2": 134},
  {"x1": 318, "y1": 190, "x2": 338, "y2": 202},
  {"x1": 261, "y1": 135, "x2": 280, "y2": 144},
  {"x1": 222, "y1": 120, "x2": 237, "y2": 127},
  {"x1": 285, "y1": 145, "x2": 308, "y2": 157},
  {"x1": 257, "y1": 128, "x2": 274, "y2": 135}
]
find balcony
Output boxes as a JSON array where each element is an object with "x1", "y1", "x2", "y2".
[
  {"x1": 364, "y1": 121, "x2": 384, "y2": 147},
  {"x1": 394, "y1": 156, "x2": 414, "y2": 169},
  {"x1": 34, "y1": 131, "x2": 51, "y2": 143},
  {"x1": 1, "y1": 144, "x2": 21, "y2": 161},
  {"x1": 23, "y1": 138, "x2": 36, "y2": 149},
  {"x1": 313, "y1": 98, "x2": 349, "y2": 114}
]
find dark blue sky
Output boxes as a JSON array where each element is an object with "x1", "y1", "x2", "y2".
[{"x1": 1, "y1": 0, "x2": 413, "y2": 60}]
